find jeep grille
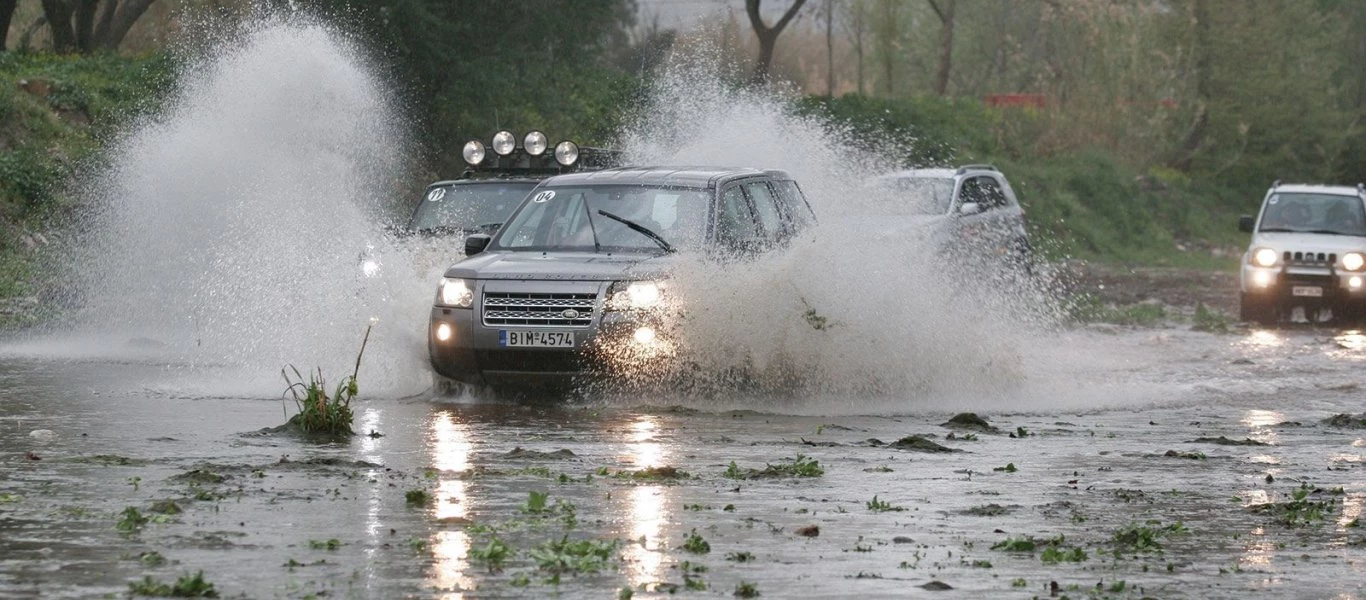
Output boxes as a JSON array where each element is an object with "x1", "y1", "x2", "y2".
[
  {"x1": 482, "y1": 292, "x2": 596, "y2": 328},
  {"x1": 1282, "y1": 251, "x2": 1337, "y2": 265}
]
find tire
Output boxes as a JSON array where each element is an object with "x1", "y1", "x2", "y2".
[{"x1": 1239, "y1": 293, "x2": 1277, "y2": 326}]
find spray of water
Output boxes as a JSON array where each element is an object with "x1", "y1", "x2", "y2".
[
  {"x1": 604, "y1": 52, "x2": 1079, "y2": 412},
  {"x1": 36, "y1": 18, "x2": 435, "y2": 397}
]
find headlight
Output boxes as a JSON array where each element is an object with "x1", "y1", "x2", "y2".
[
  {"x1": 606, "y1": 280, "x2": 665, "y2": 311},
  {"x1": 491, "y1": 130, "x2": 516, "y2": 156},
  {"x1": 1344, "y1": 252, "x2": 1365, "y2": 271},
  {"x1": 1252, "y1": 247, "x2": 1279, "y2": 267},
  {"x1": 554, "y1": 141, "x2": 579, "y2": 166},
  {"x1": 523, "y1": 131, "x2": 548, "y2": 156},
  {"x1": 438, "y1": 278, "x2": 473, "y2": 308},
  {"x1": 462, "y1": 140, "x2": 486, "y2": 166}
]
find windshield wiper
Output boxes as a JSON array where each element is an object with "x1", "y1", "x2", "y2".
[
  {"x1": 597, "y1": 209, "x2": 674, "y2": 253},
  {"x1": 582, "y1": 197, "x2": 602, "y2": 253}
]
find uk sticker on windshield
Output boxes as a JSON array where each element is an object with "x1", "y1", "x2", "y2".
[{"x1": 533, "y1": 191, "x2": 556, "y2": 203}]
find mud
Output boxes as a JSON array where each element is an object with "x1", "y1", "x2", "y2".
[{"x1": 4, "y1": 324, "x2": 1366, "y2": 599}]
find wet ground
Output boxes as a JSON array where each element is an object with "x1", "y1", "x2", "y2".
[{"x1": 3, "y1": 324, "x2": 1366, "y2": 599}]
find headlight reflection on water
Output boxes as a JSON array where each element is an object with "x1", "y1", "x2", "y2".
[
  {"x1": 622, "y1": 416, "x2": 669, "y2": 588},
  {"x1": 428, "y1": 411, "x2": 474, "y2": 597}
]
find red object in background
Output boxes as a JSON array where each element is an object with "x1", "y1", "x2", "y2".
[{"x1": 984, "y1": 94, "x2": 1047, "y2": 109}]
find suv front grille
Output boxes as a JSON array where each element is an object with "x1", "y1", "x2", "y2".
[
  {"x1": 482, "y1": 292, "x2": 597, "y2": 327},
  {"x1": 1283, "y1": 250, "x2": 1336, "y2": 266}
]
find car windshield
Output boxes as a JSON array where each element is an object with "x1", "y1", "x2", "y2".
[
  {"x1": 863, "y1": 177, "x2": 955, "y2": 215},
  {"x1": 1258, "y1": 192, "x2": 1366, "y2": 236},
  {"x1": 408, "y1": 181, "x2": 537, "y2": 232},
  {"x1": 494, "y1": 184, "x2": 710, "y2": 252}
]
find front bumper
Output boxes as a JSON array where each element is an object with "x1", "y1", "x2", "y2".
[
  {"x1": 1241, "y1": 263, "x2": 1366, "y2": 308},
  {"x1": 428, "y1": 282, "x2": 676, "y2": 388}
]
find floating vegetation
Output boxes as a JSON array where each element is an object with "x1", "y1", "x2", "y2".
[
  {"x1": 1113, "y1": 521, "x2": 1188, "y2": 554},
  {"x1": 866, "y1": 495, "x2": 905, "y2": 512},
  {"x1": 1190, "y1": 436, "x2": 1269, "y2": 446},
  {"x1": 1251, "y1": 484, "x2": 1343, "y2": 527},
  {"x1": 681, "y1": 529, "x2": 710, "y2": 554},
  {"x1": 280, "y1": 324, "x2": 371, "y2": 437},
  {"x1": 889, "y1": 435, "x2": 960, "y2": 453},
  {"x1": 127, "y1": 571, "x2": 217, "y2": 597},
  {"x1": 723, "y1": 455, "x2": 823, "y2": 479}
]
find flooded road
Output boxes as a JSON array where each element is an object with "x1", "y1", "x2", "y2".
[{"x1": 4, "y1": 326, "x2": 1365, "y2": 599}]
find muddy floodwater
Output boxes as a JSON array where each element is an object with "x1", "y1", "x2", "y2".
[{"x1": 3, "y1": 326, "x2": 1366, "y2": 599}]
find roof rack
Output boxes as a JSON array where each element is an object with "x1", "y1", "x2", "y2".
[
  {"x1": 956, "y1": 164, "x2": 998, "y2": 174},
  {"x1": 1272, "y1": 179, "x2": 1282, "y2": 188}
]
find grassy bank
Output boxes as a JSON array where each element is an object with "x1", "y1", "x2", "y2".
[{"x1": 0, "y1": 52, "x2": 173, "y2": 323}]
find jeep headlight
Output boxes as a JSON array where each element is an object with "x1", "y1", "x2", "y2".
[
  {"x1": 554, "y1": 141, "x2": 579, "y2": 166},
  {"x1": 1344, "y1": 252, "x2": 1365, "y2": 271},
  {"x1": 437, "y1": 278, "x2": 473, "y2": 308},
  {"x1": 491, "y1": 130, "x2": 516, "y2": 156},
  {"x1": 462, "y1": 140, "x2": 486, "y2": 166},
  {"x1": 606, "y1": 280, "x2": 665, "y2": 311},
  {"x1": 1252, "y1": 247, "x2": 1279, "y2": 268}
]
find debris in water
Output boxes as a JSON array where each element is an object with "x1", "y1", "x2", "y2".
[
  {"x1": 502, "y1": 447, "x2": 577, "y2": 460},
  {"x1": 889, "y1": 435, "x2": 962, "y2": 453},
  {"x1": 1163, "y1": 450, "x2": 1207, "y2": 460},
  {"x1": 1323, "y1": 413, "x2": 1366, "y2": 428},
  {"x1": 28, "y1": 430, "x2": 56, "y2": 442},
  {"x1": 1190, "y1": 436, "x2": 1270, "y2": 446},
  {"x1": 920, "y1": 581, "x2": 953, "y2": 590},
  {"x1": 794, "y1": 525, "x2": 819, "y2": 537},
  {"x1": 24, "y1": 452, "x2": 41, "y2": 461},
  {"x1": 941, "y1": 413, "x2": 999, "y2": 433}
]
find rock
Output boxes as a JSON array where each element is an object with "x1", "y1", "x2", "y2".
[
  {"x1": 892, "y1": 536, "x2": 915, "y2": 544},
  {"x1": 890, "y1": 435, "x2": 962, "y2": 453},
  {"x1": 502, "y1": 447, "x2": 576, "y2": 460},
  {"x1": 1323, "y1": 413, "x2": 1366, "y2": 429},
  {"x1": 940, "y1": 413, "x2": 1000, "y2": 433},
  {"x1": 920, "y1": 581, "x2": 953, "y2": 591},
  {"x1": 1190, "y1": 436, "x2": 1269, "y2": 446},
  {"x1": 794, "y1": 525, "x2": 819, "y2": 537}
]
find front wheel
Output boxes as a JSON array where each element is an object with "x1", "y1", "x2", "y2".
[{"x1": 1239, "y1": 292, "x2": 1277, "y2": 326}]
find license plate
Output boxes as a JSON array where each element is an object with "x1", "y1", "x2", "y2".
[
  {"x1": 499, "y1": 331, "x2": 574, "y2": 348},
  {"x1": 1292, "y1": 286, "x2": 1323, "y2": 297}
]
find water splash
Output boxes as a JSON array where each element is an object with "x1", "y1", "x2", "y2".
[{"x1": 45, "y1": 19, "x2": 433, "y2": 397}]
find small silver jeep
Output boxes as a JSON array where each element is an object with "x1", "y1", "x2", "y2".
[
  {"x1": 1238, "y1": 181, "x2": 1366, "y2": 324},
  {"x1": 427, "y1": 166, "x2": 815, "y2": 393}
]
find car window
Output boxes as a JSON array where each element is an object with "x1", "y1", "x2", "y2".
[
  {"x1": 959, "y1": 176, "x2": 1001, "y2": 212},
  {"x1": 745, "y1": 181, "x2": 784, "y2": 240},
  {"x1": 716, "y1": 186, "x2": 759, "y2": 248},
  {"x1": 408, "y1": 182, "x2": 537, "y2": 232},
  {"x1": 978, "y1": 177, "x2": 1009, "y2": 210},
  {"x1": 1259, "y1": 192, "x2": 1366, "y2": 235},
  {"x1": 496, "y1": 185, "x2": 709, "y2": 251},
  {"x1": 772, "y1": 180, "x2": 815, "y2": 231}
]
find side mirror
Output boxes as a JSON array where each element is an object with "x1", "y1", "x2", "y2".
[
  {"x1": 1239, "y1": 215, "x2": 1255, "y2": 233},
  {"x1": 464, "y1": 234, "x2": 491, "y2": 256},
  {"x1": 959, "y1": 202, "x2": 983, "y2": 216}
]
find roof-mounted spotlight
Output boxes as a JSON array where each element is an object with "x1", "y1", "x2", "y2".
[
  {"x1": 491, "y1": 130, "x2": 516, "y2": 156},
  {"x1": 523, "y1": 131, "x2": 549, "y2": 156},
  {"x1": 462, "y1": 140, "x2": 486, "y2": 166},
  {"x1": 554, "y1": 140, "x2": 579, "y2": 166}
]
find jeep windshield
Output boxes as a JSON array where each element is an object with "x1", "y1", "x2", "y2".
[
  {"x1": 1259, "y1": 192, "x2": 1366, "y2": 236},
  {"x1": 865, "y1": 177, "x2": 955, "y2": 215},
  {"x1": 408, "y1": 181, "x2": 537, "y2": 233},
  {"x1": 493, "y1": 185, "x2": 709, "y2": 252}
]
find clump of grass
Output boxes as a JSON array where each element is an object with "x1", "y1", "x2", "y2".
[
  {"x1": 619, "y1": 465, "x2": 692, "y2": 481},
  {"x1": 1041, "y1": 545, "x2": 1088, "y2": 563},
  {"x1": 991, "y1": 536, "x2": 1037, "y2": 552},
  {"x1": 1113, "y1": 521, "x2": 1188, "y2": 554},
  {"x1": 681, "y1": 529, "x2": 710, "y2": 554},
  {"x1": 993, "y1": 463, "x2": 1018, "y2": 473},
  {"x1": 734, "y1": 581, "x2": 760, "y2": 598},
  {"x1": 866, "y1": 495, "x2": 905, "y2": 513},
  {"x1": 723, "y1": 455, "x2": 824, "y2": 479},
  {"x1": 1192, "y1": 303, "x2": 1231, "y2": 332},
  {"x1": 307, "y1": 538, "x2": 344, "y2": 551},
  {"x1": 127, "y1": 571, "x2": 217, "y2": 597},
  {"x1": 530, "y1": 536, "x2": 618, "y2": 578},
  {"x1": 280, "y1": 324, "x2": 371, "y2": 436},
  {"x1": 726, "y1": 550, "x2": 755, "y2": 562},
  {"x1": 469, "y1": 537, "x2": 513, "y2": 572},
  {"x1": 405, "y1": 489, "x2": 430, "y2": 506},
  {"x1": 1252, "y1": 484, "x2": 1342, "y2": 527},
  {"x1": 116, "y1": 506, "x2": 148, "y2": 533}
]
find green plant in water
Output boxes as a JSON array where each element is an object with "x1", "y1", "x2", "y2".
[
  {"x1": 127, "y1": 571, "x2": 218, "y2": 597},
  {"x1": 529, "y1": 535, "x2": 617, "y2": 575},
  {"x1": 308, "y1": 538, "x2": 344, "y2": 550},
  {"x1": 116, "y1": 506, "x2": 149, "y2": 533},
  {"x1": 866, "y1": 495, "x2": 905, "y2": 512},
  {"x1": 681, "y1": 529, "x2": 710, "y2": 554},
  {"x1": 281, "y1": 324, "x2": 371, "y2": 436},
  {"x1": 734, "y1": 581, "x2": 760, "y2": 598},
  {"x1": 469, "y1": 536, "x2": 513, "y2": 572},
  {"x1": 405, "y1": 489, "x2": 430, "y2": 506}
]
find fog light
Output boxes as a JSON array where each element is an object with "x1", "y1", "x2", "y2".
[
  {"x1": 435, "y1": 323, "x2": 453, "y2": 342},
  {"x1": 1253, "y1": 271, "x2": 1272, "y2": 287},
  {"x1": 632, "y1": 327, "x2": 656, "y2": 344},
  {"x1": 1351, "y1": 276, "x2": 1362, "y2": 290}
]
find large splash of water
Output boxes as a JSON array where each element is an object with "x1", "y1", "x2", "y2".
[{"x1": 45, "y1": 20, "x2": 434, "y2": 397}]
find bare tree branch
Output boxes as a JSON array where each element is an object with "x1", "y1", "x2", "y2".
[{"x1": 745, "y1": 0, "x2": 809, "y2": 84}]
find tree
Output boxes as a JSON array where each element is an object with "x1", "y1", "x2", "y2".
[
  {"x1": 40, "y1": 0, "x2": 156, "y2": 53},
  {"x1": 1172, "y1": 0, "x2": 1209, "y2": 171},
  {"x1": 745, "y1": 0, "x2": 808, "y2": 84},
  {"x1": 0, "y1": 0, "x2": 16, "y2": 52},
  {"x1": 824, "y1": 0, "x2": 834, "y2": 96},
  {"x1": 841, "y1": 0, "x2": 869, "y2": 95},
  {"x1": 927, "y1": 0, "x2": 955, "y2": 96}
]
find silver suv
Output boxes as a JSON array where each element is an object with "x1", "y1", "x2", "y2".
[
  {"x1": 427, "y1": 166, "x2": 815, "y2": 392},
  {"x1": 1238, "y1": 182, "x2": 1366, "y2": 324},
  {"x1": 871, "y1": 165, "x2": 1031, "y2": 270}
]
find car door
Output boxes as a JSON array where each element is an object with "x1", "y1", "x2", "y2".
[
  {"x1": 713, "y1": 183, "x2": 763, "y2": 256},
  {"x1": 954, "y1": 175, "x2": 1010, "y2": 256},
  {"x1": 743, "y1": 180, "x2": 787, "y2": 247}
]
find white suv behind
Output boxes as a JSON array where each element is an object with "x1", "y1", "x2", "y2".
[{"x1": 1239, "y1": 182, "x2": 1366, "y2": 325}]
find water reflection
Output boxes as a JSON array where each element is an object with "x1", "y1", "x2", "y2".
[
  {"x1": 1338, "y1": 493, "x2": 1362, "y2": 531},
  {"x1": 623, "y1": 416, "x2": 669, "y2": 588},
  {"x1": 428, "y1": 411, "x2": 474, "y2": 597},
  {"x1": 1240, "y1": 526, "x2": 1275, "y2": 569},
  {"x1": 1333, "y1": 330, "x2": 1366, "y2": 351},
  {"x1": 1242, "y1": 409, "x2": 1284, "y2": 447},
  {"x1": 1241, "y1": 330, "x2": 1285, "y2": 350}
]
